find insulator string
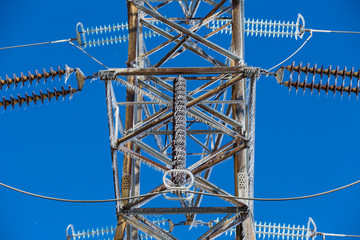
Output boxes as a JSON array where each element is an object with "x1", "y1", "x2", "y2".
[
  {"x1": 82, "y1": 29, "x2": 170, "y2": 48},
  {"x1": 0, "y1": 86, "x2": 78, "y2": 110},
  {"x1": 278, "y1": 62, "x2": 360, "y2": 97},
  {"x1": 67, "y1": 224, "x2": 116, "y2": 240},
  {"x1": 81, "y1": 22, "x2": 129, "y2": 35},
  {"x1": 0, "y1": 66, "x2": 73, "y2": 90},
  {"x1": 171, "y1": 77, "x2": 187, "y2": 185}
]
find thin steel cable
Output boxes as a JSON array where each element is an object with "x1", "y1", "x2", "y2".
[
  {"x1": 0, "y1": 179, "x2": 359, "y2": 203},
  {"x1": 267, "y1": 31, "x2": 313, "y2": 72},
  {"x1": 186, "y1": 179, "x2": 360, "y2": 201},
  {"x1": 319, "y1": 233, "x2": 360, "y2": 238},
  {"x1": 267, "y1": 26, "x2": 360, "y2": 72},
  {"x1": 0, "y1": 38, "x2": 75, "y2": 50},
  {"x1": 309, "y1": 29, "x2": 360, "y2": 34},
  {"x1": 68, "y1": 40, "x2": 109, "y2": 69}
]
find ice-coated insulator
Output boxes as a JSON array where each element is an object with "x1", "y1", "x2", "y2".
[
  {"x1": 0, "y1": 85, "x2": 78, "y2": 110},
  {"x1": 171, "y1": 77, "x2": 187, "y2": 185},
  {"x1": 207, "y1": 14, "x2": 304, "y2": 39},
  {"x1": 0, "y1": 66, "x2": 74, "y2": 90},
  {"x1": 275, "y1": 62, "x2": 360, "y2": 97},
  {"x1": 1, "y1": 67, "x2": 86, "y2": 92},
  {"x1": 83, "y1": 30, "x2": 163, "y2": 48},
  {"x1": 81, "y1": 21, "x2": 130, "y2": 36}
]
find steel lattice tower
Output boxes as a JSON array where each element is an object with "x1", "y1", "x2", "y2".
[
  {"x1": 1, "y1": 1, "x2": 360, "y2": 240},
  {"x1": 100, "y1": 0, "x2": 261, "y2": 239}
]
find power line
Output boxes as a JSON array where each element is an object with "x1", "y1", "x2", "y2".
[
  {"x1": 0, "y1": 182, "x2": 163, "y2": 203},
  {"x1": 68, "y1": 40, "x2": 109, "y2": 69},
  {"x1": 0, "y1": 179, "x2": 359, "y2": 203},
  {"x1": 0, "y1": 38, "x2": 75, "y2": 50},
  {"x1": 267, "y1": 31, "x2": 313, "y2": 72},
  {"x1": 0, "y1": 37, "x2": 109, "y2": 69},
  {"x1": 319, "y1": 233, "x2": 360, "y2": 238},
  {"x1": 187, "y1": 178, "x2": 360, "y2": 201},
  {"x1": 307, "y1": 29, "x2": 360, "y2": 34},
  {"x1": 267, "y1": 25, "x2": 360, "y2": 72}
]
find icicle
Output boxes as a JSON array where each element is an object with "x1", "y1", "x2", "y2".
[
  {"x1": 117, "y1": 146, "x2": 166, "y2": 173},
  {"x1": 186, "y1": 111, "x2": 236, "y2": 137},
  {"x1": 115, "y1": 77, "x2": 170, "y2": 106},
  {"x1": 64, "y1": 65, "x2": 74, "y2": 84}
]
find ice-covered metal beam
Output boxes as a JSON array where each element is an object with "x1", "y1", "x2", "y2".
[{"x1": 100, "y1": 66, "x2": 250, "y2": 78}]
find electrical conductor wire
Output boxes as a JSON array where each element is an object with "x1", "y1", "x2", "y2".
[
  {"x1": 308, "y1": 29, "x2": 360, "y2": 34},
  {"x1": 0, "y1": 179, "x2": 359, "y2": 203},
  {"x1": 318, "y1": 233, "x2": 360, "y2": 238},
  {"x1": 267, "y1": 31, "x2": 313, "y2": 72},
  {"x1": 68, "y1": 40, "x2": 109, "y2": 69},
  {"x1": 0, "y1": 38, "x2": 75, "y2": 50},
  {"x1": 267, "y1": 26, "x2": 360, "y2": 72},
  {"x1": 185, "y1": 178, "x2": 360, "y2": 201},
  {"x1": 0, "y1": 181, "x2": 162, "y2": 203}
]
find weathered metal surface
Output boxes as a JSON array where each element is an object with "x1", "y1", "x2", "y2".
[
  {"x1": 106, "y1": 0, "x2": 257, "y2": 239},
  {"x1": 100, "y1": 66, "x2": 249, "y2": 78},
  {"x1": 119, "y1": 207, "x2": 245, "y2": 215}
]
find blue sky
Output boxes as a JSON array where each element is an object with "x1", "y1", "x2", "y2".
[{"x1": 0, "y1": 0, "x2": 359, "y2": 239}]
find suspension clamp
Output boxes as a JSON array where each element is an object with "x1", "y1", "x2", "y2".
[
  {"x1": 162, "y1": 169, "x2": 194, "y2": 201},
  {"x1": 99, "y1": 70, "x2": 116, "y2": 80}
]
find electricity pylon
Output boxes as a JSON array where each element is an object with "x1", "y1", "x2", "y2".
[{"x1": 100, "y1": 0, "x2": 261, "y2": 239}]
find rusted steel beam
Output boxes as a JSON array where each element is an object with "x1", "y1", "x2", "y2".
[
  {"x1": 231, "y1": 0, "x2": 247, "y2": 239},
  {"x1": 132, "y1": 107, "x2": 170, "y2": 131},
  {"x1": 194, "y1": 176, "x2": 246, "y2": 207},
  {"x1": 160, "y1": 76, "x2": 225, "y2": 80},
  {"x1": 100, "y1": 66, "x2": 247, "y2": 77},
  {"x1": 198, "y1": 214, "x2": 235, "y2": 240},
  {"x1": 121, "y1": 214, "x2": 176, "y2": 240},
  {"x1": 153, "y1": 38, "x2": 188, "y2": 68},
  {"x1": 118, "y1": 145, "x2": 170, "y2": 172},
  {"x1": 188, "y1": 74, "x2": 227, "y2": 95},
  {"x1": 204, "y1": 21, "x2": 232, "y2": 39},
  {"x1": 121, "y1": 184, "x2": 166, "y2": 210},
  {"x1": 208, "y1": 215, "x2": 243, "y2": 239},
  {"x1": 242, "y1": 216, "x2": 256, "y2": 240},
  {"x1": 137, "y1": 29, "x2": 179, "y2": 61},
  {"x1": 121, "y1": 207, "x2": 244, "y2": 215},
  {"x1": 114, "y1": 1, "x2": 138, "y2": 240},
  {"x1": 143, "y1": 129, "x2": 240, "y2": 135},
  {"x1": 192, "y1": 144, "x2": 246, "y2": 175},
  {"x1": 134, "y1": 215, "x2": 178, "y2": 240},
  {"x1": 189, "y1": 140, "x2": 235, "y2": 171},
  {"x1": 203, "y1": 0, "x2": 230, "y2": 13}
]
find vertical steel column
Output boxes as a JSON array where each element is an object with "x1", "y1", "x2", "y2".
[
  {"x1": 115, "y1": 2, "x2": 139, "y2": 240},
  {"x1": 231, "y1": 0, "x2": 247, "y2": 239},
  {"x1": 105, "y1": 81, "x2": 121, "y2": 213},
  {"x1": 131, "y1": 12, "x2": 145, "y2": 240}
]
